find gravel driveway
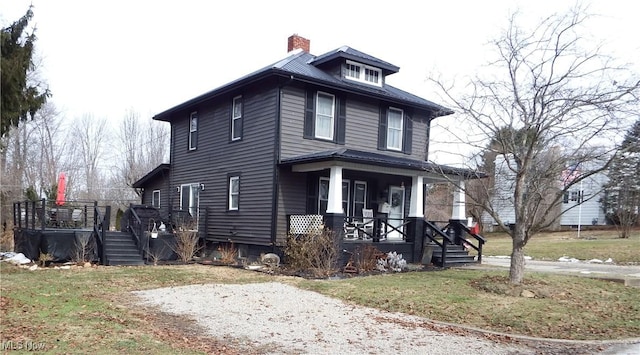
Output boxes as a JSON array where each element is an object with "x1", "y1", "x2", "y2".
[{"x1": 133, "y1": 282, "x2": 536, "y2": 354}]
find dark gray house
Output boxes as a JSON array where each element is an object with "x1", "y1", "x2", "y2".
[{"x1": 134, "y1": 35, "x2": 480, "y2": 263}]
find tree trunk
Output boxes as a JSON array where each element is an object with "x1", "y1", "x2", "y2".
[{"x1": 509, "y1": 236, "x2": 525, "y2": 284}]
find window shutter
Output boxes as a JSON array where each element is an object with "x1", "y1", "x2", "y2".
[
  {"x1": 304, "y1": 90, "x2": 315, "y2": 139},
  {"x1": 377, "y1": 107, "x2": 387, "y2": 150},
  {"x1": 403, "y1": 114, "x2": 412, "y2": 154},
  {"x1": 237, "y1": 97, "x2": 244, "y2": 140},
  {"x1": 336, "y1": 96, "x2": 346, "y2": 144}
]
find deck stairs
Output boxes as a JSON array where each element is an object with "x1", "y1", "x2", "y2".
[{"x1": 103, "y1": 231, "x2": 145, "y2": 266}]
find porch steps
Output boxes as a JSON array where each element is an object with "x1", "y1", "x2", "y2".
[
  {"x1": 103, "y1": 231, "x2": 145, "y2": 266},
  {"x1": 431, "y1": 244, "x2": 476, "y2": 267}
]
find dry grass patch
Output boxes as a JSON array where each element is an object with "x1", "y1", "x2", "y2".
[
  {"x1": 0, "y1": 263, "x2": 288, "y2": 354},
  {"x1": 298, "y1": 269, "x2": 640, "y2": 340}
]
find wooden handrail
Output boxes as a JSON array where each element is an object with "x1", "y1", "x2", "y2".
[{"x1": 424, "y1": 220, "x2": 453, "y2": 268}]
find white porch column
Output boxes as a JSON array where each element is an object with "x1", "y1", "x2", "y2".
[
  {"x1": 326, "y1": 166, "x2": 344, "y2": 214},
  {"x1": 409, "y1": 175, "x2": 424, "y2": 218},
  {"x1": 451, "y1": 181, "x2": 466, "y2": 220}
]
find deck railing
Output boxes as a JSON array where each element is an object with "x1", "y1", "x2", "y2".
[
  {"x1": 13, "y1": 199, "x2": 95, "y2": 230},
  {"x1": 92, "y1": 203, "x2": 110, "y2": 265},
  {"x1": 127, "y1": 204, "x2": 147, "y2": 259}
]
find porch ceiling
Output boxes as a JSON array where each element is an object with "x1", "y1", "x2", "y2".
[{"x1": 280, "y1": 149, "x2": 484, "y2": 181}]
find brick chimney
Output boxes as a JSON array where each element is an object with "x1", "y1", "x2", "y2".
[{"x1": 287, "y1": 34, "x2": 310, "y2": 53}]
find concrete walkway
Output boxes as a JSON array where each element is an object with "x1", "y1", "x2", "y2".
[{"x1": 477, "y1": 256, "x2": 640, "y2": 286}]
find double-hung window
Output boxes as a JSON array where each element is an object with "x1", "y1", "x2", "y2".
[
  {"x1": 231, "y1": 96, "x2": 243, "y2": 141},
  {"x1": 152, "y1": 190, "x2": 160, "y2": 208},
  {"x1": 386, "y1": 108, "x2": 403, "y2": 151},
  {"x1": 189, "y1": 112, "x2": 198, "y2": 150},
  {"x1": 228, "y1": 176, "x2": 240, "y2": 210},
  {"x1": 378, "y1": 106, "x2": 412, "y2": 154},
  {"x1": 315, "y1": 92, "x2": 335, "y2": 140}
]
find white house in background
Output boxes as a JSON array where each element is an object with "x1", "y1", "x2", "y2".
[{"x1": 483, "y1": 155, "x2": 607, "y2": 230}]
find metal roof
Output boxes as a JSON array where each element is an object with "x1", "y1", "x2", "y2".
[
  {"x1": 280, "y1": 148, "x2": 484, "y2": 179},
  {"x1": 154, "y1": 48, "x2": 453, "y2": 121}
]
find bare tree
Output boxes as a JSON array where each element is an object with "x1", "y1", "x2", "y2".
[
  {"x1": 114, "y1": 109, "x2": 169, "y2": 197},
  {"x1": 68, "y1": 114, "x2": 110, "y2": 201},
  {"x1": 429, "y1": 5, "x2": 640, "y2": 284}
]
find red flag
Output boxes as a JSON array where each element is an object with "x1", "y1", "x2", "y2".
[
  {"x1": 561, "y1": 164, "x2": 580, "y2": 187},
  {"x1": 56, "y1": 172, "x2": 66, "y2": 206}
]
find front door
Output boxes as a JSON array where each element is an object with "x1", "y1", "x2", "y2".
[{"x1": 387, "y1": 186, "x2": 405, "y2": 240}]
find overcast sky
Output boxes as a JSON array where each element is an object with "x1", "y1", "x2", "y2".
[{"x1": 1, "y1": 0, "x2": 638, "y2": 164}]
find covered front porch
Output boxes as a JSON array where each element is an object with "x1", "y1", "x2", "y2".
[{"x1": 279, "y1": 149, "x2": 484, "y2": 266}]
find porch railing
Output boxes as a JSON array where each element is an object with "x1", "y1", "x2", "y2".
[{"x1": 344, "y1": 216, "x2": 410, "y2": 241}]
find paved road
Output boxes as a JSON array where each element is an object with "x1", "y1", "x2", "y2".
[{"x1": 480, "y1": 256, "x2": 640, "y2": 282}]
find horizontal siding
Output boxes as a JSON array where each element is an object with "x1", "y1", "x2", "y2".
[
  {"x1": 169, "y1": 82, "x2": 279, "y2": 244},
  {"x1": 275, "y1": 168, "x2": 308, "y2": 245},
  {"x1": 560, "y1": 172, "x2": 607, "y2": 226},
  {"x1": 279, "y1": 84, "x2": 432, "y2": 162},
  {"x1": 140, "y1": 174, "x2": 170, "y2": 218}
]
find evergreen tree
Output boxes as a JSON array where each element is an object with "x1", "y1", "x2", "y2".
[
  {"x1": 1, "y1": 6, "x2": 50, "y2": 138},
  {"x1": 603, "y1": 118, "x2": 640, "y2": 237}
]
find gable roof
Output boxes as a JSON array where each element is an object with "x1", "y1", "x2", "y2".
[
  {"x1": 154, "y1": 47, "x2": 453, "y2": 122},
  {"x1": 132, "y1": 163, "x2": 170, "y2": 188}
]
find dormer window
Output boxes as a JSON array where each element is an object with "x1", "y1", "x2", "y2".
[{"x1": 344, "y1": 60, "x2": 382, "y2": 87}]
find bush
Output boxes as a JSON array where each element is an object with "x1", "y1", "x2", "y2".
[
  {"x1": 171, "y1": 229, "x2": 202, "y2": 263},
  {"x1": 283, "y1": 227, "x2": 339, "y2": 277},
  {"x1": 345, "y1": 245, "x2": 381, "y2": 273},
  {"x1": 217, "y1": 242, "x2": 238, "y2": 265}
]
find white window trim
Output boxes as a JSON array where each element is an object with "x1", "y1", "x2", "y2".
[
  {"x1": 344, "y1": 60, "x2": 382, "y2": 87},
  {"x1": 229, "y1": 176, "x2": 240, "y2": 210},
  {"x1": 189, "y1": 112, "x2": 198, "y2": 150},
  {"x1": 386, "y1": 107, "x2": 404, "y2": 151},
  {"x1": 353, "y1": 181, "x2": 367, "y2": 216},
  {"x1": 315, "y1": 91, "x2": 335, "y2": 140},
  {"x1": 152, "y1": 190, "x2": 160, "y2": 208},
  {"x1": 231, "y1": 95, "x2": 242, "y2": 141},
  {"x1": 180, "y1": 183, "x2": 199, "y2": 230}
]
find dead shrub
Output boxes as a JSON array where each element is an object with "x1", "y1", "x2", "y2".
[
  {"x1": 0, "y1": 230, "x2": 14, "y2": 251},
  {"x1": 217, "y1": 242, "x2": 238, "y2": 265},
  {"x1": 72, "y1": 235, "x2": 94, "y2": 264},
  {"x1": 171, "y1": 228, "x2": 202, "y2": 263},
  {"x1": 39, "y1": 252, "x2": 52, "y2": 267},
  {"x1": 147, "y1": 246, "x2": 166, "y2": 266},
  {"x1": 283, "y1": 227, "x2": 339, "y2": 277},
  {"x1": 354, "y1": 244, "x2": 381, "y2": 272}
]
